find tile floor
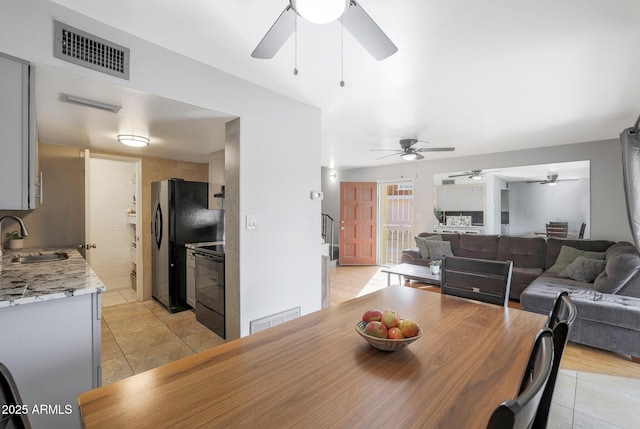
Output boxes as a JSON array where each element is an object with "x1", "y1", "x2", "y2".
[
  {"x1": 549, "y1": 370, "x2": 640, "y2": 429},
  {"x1": 101, "y1": 289, "x2": 225, "y2": 385}
]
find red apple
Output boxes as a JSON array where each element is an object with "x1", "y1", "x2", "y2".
[
  {"x1": 380, "y1": 310, "x2": 400, "y2": 329},
  {"x1": 387, "y1": 327, "x2": 404, "y2": 339},
  {"x1": 364, "y1": 321, "x2": 388, "y2": 339},
  {"x1": 362, "y1": 309, "x2": 383, "y2": 323},
  {"x1": 400, "y1": 319, "x2": 420, "y2": 338}
]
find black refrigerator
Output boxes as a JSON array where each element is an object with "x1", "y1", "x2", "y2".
[{"x1": 152, "y1": 179, "x2": 224, "y2": 313}]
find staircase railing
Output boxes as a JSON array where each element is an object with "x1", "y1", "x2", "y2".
[{"x1": 321, "y1": 213, "x2": 335, "y2": 261}]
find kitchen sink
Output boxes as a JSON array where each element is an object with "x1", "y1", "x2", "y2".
[{"x1": 11, "y1": 252, "x2": 69, "y2": 264}]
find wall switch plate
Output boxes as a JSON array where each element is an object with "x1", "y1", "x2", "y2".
[{"x1": 246, "y1": 214, "x2": 258, "y2": 230}]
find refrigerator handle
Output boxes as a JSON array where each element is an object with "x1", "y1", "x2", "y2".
[{"x1": 153, "y1": 202, "x2": 163, "y2": 249}]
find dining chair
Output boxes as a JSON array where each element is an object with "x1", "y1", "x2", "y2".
[
  {"x1": 532, "y1": 292, "x2": 577, "y2": 429},
  {"x1": 578, "y1": 223, "x2": 586, "y2": 239},
  {"x1": 0, "y1": 362, "x2": 31, "y2": 429},
  {"x1": 441, "y1": 256, "x2": 513, "y2": 306},
  {"x1": 486, "y1": 328, "x2": 554, "y2": 429},
  {"x1": 545, "y1": 222, "x2": 568, "y2": 238}
]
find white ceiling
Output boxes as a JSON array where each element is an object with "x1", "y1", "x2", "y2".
[{"x1": 45, "y1": 0, "x2": 640, "y2": 168}]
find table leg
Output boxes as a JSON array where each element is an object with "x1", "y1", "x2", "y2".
[{"x1": 387, "y1": 272, "x2": 391, "y2": 287}]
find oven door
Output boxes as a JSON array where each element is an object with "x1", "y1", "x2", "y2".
[{"x1": 194, "y1": 252, "x2": 225, "y2": 315}]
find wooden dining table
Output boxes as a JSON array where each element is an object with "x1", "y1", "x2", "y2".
[{"x1": 78, "y1": 285, "x2": 546, "y2": 428}]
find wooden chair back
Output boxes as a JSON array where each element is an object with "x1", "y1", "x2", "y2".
[
  {"x1": 487, "y1": 329, "x2": 554, "y2": 429},
  {"x1": 546, "y1": 222, "x2": 568, "y2": 238},
  {"x1": 441, "y1": 256, "x2": 513, "y2": 306},
  {"x1": 0, "y1": 363, "x2": 31, "y2": 429}
]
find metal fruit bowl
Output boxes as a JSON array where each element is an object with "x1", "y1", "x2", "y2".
[{"x1": 355, "y1": 321, "x2": 422, "y2": 352}]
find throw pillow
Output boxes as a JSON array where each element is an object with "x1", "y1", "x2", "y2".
[
  {"x1": 415, "y1": 235, "x2": 443, "y2": 259},
  {"x1": 547, "y1": 245, "x2": 605, "y2": 274},
  {"x1": 559, "y1": 256, "x2": 606, "y2": 283},
  {"x1": 425, "y1": 240, "x2": 453, "y2": 261}
]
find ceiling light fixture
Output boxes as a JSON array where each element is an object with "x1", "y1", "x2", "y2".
[
  {"x1": 547, "y1": 181, "x2": 557, "y2": 186},
  {"x1": 470, "y1": 173, "x2": 483, "y2": 180},
  {"x1": 118, "y1": 134, "x2": 150, "y2": 147},
  {"x1": 292, "y1": 0, "x2": 348, "y2": 24},
  {"x1": 61, "y1": 93, "x2": 121, "y2": 113},
  {"x1": 401, "y1": 152, "x2": 417, "y2": 161}
]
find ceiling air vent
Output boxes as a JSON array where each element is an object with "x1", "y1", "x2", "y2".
[
  {"x1": 53, "y1": 20, "x2": 130, "y2": 80},
  {"x1": 442, "y1": 179, "x2": 456, "y2": 185}
]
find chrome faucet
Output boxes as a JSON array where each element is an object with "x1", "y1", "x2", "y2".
[{"x1": 0, "y1": 215, "x2": 29, "y2": 259}]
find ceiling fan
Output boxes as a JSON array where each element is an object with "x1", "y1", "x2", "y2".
[
  {"x1": 251, "y1": 0, "x2": 398, "y2": 61},
  {"x1": 449, "y1": 170, "x2": 486, "y2": 181},
  {"x1": 526, "y1": 174, "x2": 579, "y2": 186},
  {"x1": 371, "y1": 138, "x2": 456, "y2": 161}
]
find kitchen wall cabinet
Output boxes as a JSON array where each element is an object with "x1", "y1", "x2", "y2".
[
  {"x1": 209, "y1": 150, "x2": 225, "y2": 209},
  {"x1": 0, "y1": 52, "x2": 37, "y2": 210}
]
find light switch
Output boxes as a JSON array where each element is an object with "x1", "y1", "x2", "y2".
[{"x1": 246, "y1": 214, "x2": 258, "y2": 230}]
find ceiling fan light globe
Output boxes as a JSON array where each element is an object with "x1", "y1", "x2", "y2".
[
  {"x1": 547, "y1": 181, "x2": 557, "y2": 186},
  {"x1": 292, "y1": 0, "x2": 348, "y2": 24},
  {"x1": 470, "y1": 174, "x2": 482, "y2": 180},
  {"x1": 401, "y1": 152, "x2": 417, "y2": 161}
]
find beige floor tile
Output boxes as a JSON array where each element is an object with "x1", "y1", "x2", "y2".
[
  {"x1": 182, "y1": 330, "x2": 226, "y2": 353},
  {"x1": 102, "y1": 330, "x2": 124, "y2": 361},
  {"x1": 106, "y1": 313, "x2": 166, "y2": 337},
  {"x1": 154, "y1": 307, "x2": 196, "y2": 323},
  {"x1": 119, "y1": 288, "x2": 138, "y2": 302},
  {"x1": 552, "y1": 371, "x2": 577, "y2": 409},
  {"x1": 574, "y1": 378, "x2": 640, "y2": 428},
  {"x1": 164, "y1": 316, "x2": 210, "y2": 338},
  {"x1": 125, "y1": 340, "x2": 194, "y2": 374},
  {"x1": 102, "y1": 291, "x2": 128, "y2": 307},
  {"x1": 115, "y1": 324, "x2": 181, "y2": 355},
  {"x1": 142, "y1": 299, "x2": 166, "y2": 313},
  {"x1": 546, "y1": 403, "x2": 573, "y2": 429},
  {"x1": 572, "y1": 411, "x2": 623, "y2": 429},
  {"x1": 103, "y1": 302, "x2": 154, "y2": 324},
  {"x1": 102, "y1": 355, "x2": 134, "y2": 386}
]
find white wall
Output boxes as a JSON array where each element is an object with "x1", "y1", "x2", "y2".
[
  {"x1": 323, "y1": 139, "x2": 632, "y2": 243},
  {"x1": 1, "y1": 0, "x2": 322, "y2": 337}
]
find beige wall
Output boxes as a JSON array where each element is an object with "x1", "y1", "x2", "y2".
[
  {"x1": 0, "y1": 143, "x2": 84, "y2": 248},
  {"x1": 1, "y1": 142, "x2": 209, "y2": 302}
]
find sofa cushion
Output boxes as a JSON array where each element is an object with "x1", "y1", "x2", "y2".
[
  {"x1": 545, "y1": 238, "x2": 614, "y2": 270},
  {"x1": 547, "y1": 245, "x2": 605, "y2": 274},
  {"x1": 594, "y1": 242, "x2": 640, "y2": 296},
  {"x1": 559, "y1": 256, "x2": 606, "y2": 283},
  {"x1": 415, "y1": 235, "x2": 442, "y2": 258},
  {"x1": 425, "y1": 240, "x2": 454, "y2": 260},
  {"x1": 457, "y1": 234, "x2": 499, "y2": 260},
  {"x1": 497, "y1": 236, "x2": 546, "y2": 268},
  {"x1": 418, "y1": 233, "x2": 460, "y2": 255},
  {"x1": 509, "y1": 267, "x2": 544, "y2": 300}
]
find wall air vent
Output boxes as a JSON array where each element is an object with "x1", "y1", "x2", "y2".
[
  {"x1": 54, "y1": 20, "x2": 130, "y2": 80},
  {"x1": 442, "y1": 179, "x2": 456, "y2": 185},
  {"x1": 250, "y1": 307, "x2": 300, "y2": 334}
]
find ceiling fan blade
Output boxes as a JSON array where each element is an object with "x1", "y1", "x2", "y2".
[
  {"x1": 251, "y1": 6, "x2": 296, "y2": 59},
  {"x1": 341, "y1": 1, "x2": 398, "y2": 60},
  {"x1": 414, "y1": 153, "x2": 425, "y2": 160},
  {"x1": 525, "y1": 180, "x2": 545, "y2": 183},
  {"x1": 416, "y1": 147, "x2": 456, "y2": 152},
  {"x1": 375, "y1": 152, "x2": 401, "y2": 160},
  {"x1": 449, "y1": 172, "x2": 470, "y2": 178},
  {"x1": 399, "y1": 138, "x2": 418, "y2": 149},
  {"x1": 556, "y1": 179, "x2": 579, "y2": 182},
  {"x1": 370, "y1": 149, "x2": 402, "y2": 152}
]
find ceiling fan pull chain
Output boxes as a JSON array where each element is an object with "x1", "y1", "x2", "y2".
[
  {"x1": 294, "y1": 14, "x2": 299, "y2": 76},
  {"x1": 340, "y1": 21, "x2": 345, "y2": 87}
]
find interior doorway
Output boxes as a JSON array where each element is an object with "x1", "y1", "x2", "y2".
[
  {"x1": 339, "y1": 182, "x2": 377, "y2": 265},
  {"x1": 378, "y1": 181, "x2": 413, "y2": 266},
  {"x1": 84, "y1": 150, "x2": 143, "y2": 299}
]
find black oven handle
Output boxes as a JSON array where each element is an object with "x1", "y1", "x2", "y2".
[{"x1": 193, "y1": 252, "x2": 224, "y2": 263}]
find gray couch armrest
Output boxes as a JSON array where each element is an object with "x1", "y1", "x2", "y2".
[{"x1": 401, "y1": 248, "x2": 430, "y2": 267}]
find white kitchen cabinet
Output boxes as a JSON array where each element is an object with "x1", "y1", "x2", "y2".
[
  {"x1": 0, "y1": 292, "x2": 101, "y2": 429},
  {"x1": 0, "y1": 52, "x2": 37, "y2": 210},
  {"x1": 208, "y1": 150, "x2": 224, "y2": 209}
]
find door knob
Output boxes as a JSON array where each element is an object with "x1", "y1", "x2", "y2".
[{"x1": 85, "y1": 243, "x2": 97, "y2": 249}]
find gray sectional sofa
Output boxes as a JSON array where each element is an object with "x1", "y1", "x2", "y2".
[{"x1": 401, "y1": 233, "x2": 640, "y2": 360}]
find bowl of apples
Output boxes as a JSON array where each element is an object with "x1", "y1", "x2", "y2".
[{"x1": 355, "y1": 309, "x2": 422, "y2": 352}]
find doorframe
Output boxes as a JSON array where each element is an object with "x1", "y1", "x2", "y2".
[
  {"x1": 84, "y1": 150, "x2": 144, "y2": 301},
  {"x1": 377, "y1": 179, "x2": 414, "y2": 266}
]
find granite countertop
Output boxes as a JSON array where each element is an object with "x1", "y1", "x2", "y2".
[{"x1": 0, "y1": 248, "x2": 106, "y2": 308}]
